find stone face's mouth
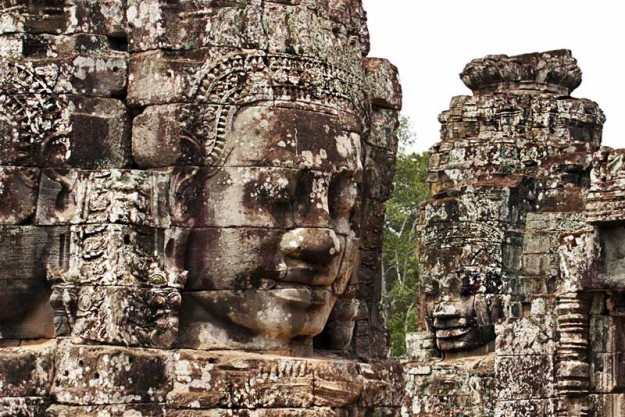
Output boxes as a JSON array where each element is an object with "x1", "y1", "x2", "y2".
[
  {"x1": 432, "y1": 316, "x2": 477, "y2": 347},
  {"x1": 435, "y1": 326, "x2": 473, "y2": 339},
  {"x1": 272, "y1": 286, "x2": 331, "y2": 306},
  {"x1": 284, "y1": 265, "x2": 329, "y2": 283}
]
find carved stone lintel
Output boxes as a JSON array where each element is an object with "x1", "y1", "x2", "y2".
[{"x1": 51, "y1": 344, "x2": 404, "y2": 410}]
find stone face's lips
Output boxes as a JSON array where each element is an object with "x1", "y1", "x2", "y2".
[
  {"x1": 272, "y1": 286, "x2": 331, "y2": 306},
  {"x1": 279, "y1": 257, "x2": 338, "y2": 286},
  {"x1": 433, "y1": 317, "x2": 469, "y2": 328},
  {"x1": 435, "y1": 326, "x2": 472, "y2": 339}
]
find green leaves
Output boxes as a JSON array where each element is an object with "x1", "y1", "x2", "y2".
[{"x1": 383, "y1": 115, "x2": 429, "y2": 358}]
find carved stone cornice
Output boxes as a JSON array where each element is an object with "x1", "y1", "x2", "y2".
[{"x1": 460, "y1": 49, "x2": 582, "y2": 95}]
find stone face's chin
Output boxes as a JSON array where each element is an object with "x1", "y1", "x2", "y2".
[
  {"x1": 435, "y1": 324, "x2": 495, "y2": 353},
  {"x1": 179, "y1": 286, "x2": 338, "y2": 349},
  {"x1": 226, "y1": 287, "x2": 336, "y2": 338}
]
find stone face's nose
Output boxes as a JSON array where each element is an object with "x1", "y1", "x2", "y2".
[
  {"x1": 279, "y1": 227, "x2": 341, "y2": 265},
  {"x1": 433, "y1": 301, "x2": 459, "y2": 320}
]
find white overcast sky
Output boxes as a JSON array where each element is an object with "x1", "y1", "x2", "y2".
[{"x1": 363, "y1": 0, "x2": 625, "y2": 153}]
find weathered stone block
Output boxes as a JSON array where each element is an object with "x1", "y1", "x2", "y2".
[
  {"x1": 404, "y1": 332, "x2": 438, "y2": 363},
  {"x1": 128, "y1": 48, "x2": 366, "y2": 117},
  {"x1": 0, "y1": 226, "x2": 64, "y2": 339},
  {"x1": 494, "y1": 399, "x2": 557, "y2": 417},
  {"x1": 495, "y1": 354, "x2": 555, "y2": 400},
  {"x1": 363, "y1": 145, "x2": 396, "y2": 201},
  {"x1": 359, "y1": 199, "x2": 385, "y2": 250},
  {"x1": 58, "y1": 285, "x2": 182, "y2": 348},
  {"x1": 183, "y1": 227, "x2": 284, "y2": 290},
  {"x1": 0, "y1": 340, "x2": 55, "y2": 397},
  {"x1": 52, "y1": 342, "x2": 171, "y2": 405},
  {"x1": 67, "y1": 97, "x2": 130, "y2": 168},
  {"x1": 0, "y1": 398, "x2": 48, "y2": 417},
  {"x1": 358, "y1": 361, "x2": 404, "y2": 408},
  {"x1": 0, "y1": 82, "x2": 129, "y2": 167},
  {"x1": 126, "y1": 0, "x2": 266, "y2": 52},
  {"x1": 218, "y1": 355, "x2": 314, "y2": 408},
  {"x1": 1, "y1": 1, "x2": 126, "y2": 37},
  {"x1": 134, "y1": 104, "x2": 362, "y2": 171},
  {"x1": 495, "y1": 315, "x2": 556, "y2": 356},
  {"x1": 46, "y1": 405, "x2": 166, "y2": 417},
  {"x1": 262, "y1": 2, "x2": 365, "y2": 76},
  {"x1": 313, "y1": 360, "x2": 361, "y2": 407},
  {"x1": 520, "y1": 253, "x2": 558, "y2": 277},
  {"x1": 367, "y1": 108, "x2": 399, "y2": 153},
  {"x1": 167, "y1": 410, "x2": 346, "y2": 417},
  {"x1": 171, "y1": 166, "x2": 358, "y2": 232},
  {"x1": 178, "y1": 288, "x2": 336, "y2": 351},
  {"x1": 363, "y1": 58, "x2": 401, "y2": 111},
  {"x1": 592, "y1": 352, "x2": 625, "y2": 393},
  {"x1": 408, "y1": 394, "x2": 492, "y2": 417},
  {"x1": 127, "y1": 48, "x2": 216, "y2": 106},
  {"x1": 589, "y1": 315, "x2": 625, "y2": 354},
  {"x1": 521, "y1": 231, "x2": 553, "y2": 255},
  {"x1": 3, "y1": 34, "x2": 127, "y2": 96},
  {"x1": 590, "y1": 394, "x2": 625, "y2": 417}
]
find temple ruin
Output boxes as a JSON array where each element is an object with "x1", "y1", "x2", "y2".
[
  {"x1": 0, "y1": 1, "x2": 402, "y2": 416},
  {"x1": 3, "y1": 2, "x2": 625, "y2": 417}
]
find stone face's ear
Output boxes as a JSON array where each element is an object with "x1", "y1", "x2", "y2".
[
  {"x1": 363, "y1": 58, "x2": 403, "y2": 112},
  {"x1": 322, "y1": 57, "x2": 402, "y2": 359}
]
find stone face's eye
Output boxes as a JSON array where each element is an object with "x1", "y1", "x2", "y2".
[
  {"x1": 252, "y1": 169, "x2": 297, "y2": 204},
  {"x1": 460, "y1": 274, "x2": 478, "y2": 297},
  {"x1": 328, "y1": 173, "x2": 358, "y2": 218},
  {"x1": 422, "y1": 278, "x2": 439, "y2": 297}
]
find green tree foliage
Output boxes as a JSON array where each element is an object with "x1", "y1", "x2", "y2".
[{"x1": 383, "y1": 115, "x2": 429, "y2": 358}]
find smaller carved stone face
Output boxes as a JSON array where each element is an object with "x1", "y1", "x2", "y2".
[
  {"x1": 419, "y1": 186, "x2": 509, "y2": 354},
  {"x1": 423, "y1": 272, "x2": 500, "y2": 352}
]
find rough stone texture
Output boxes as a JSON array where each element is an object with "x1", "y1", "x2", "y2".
[
  {"x1": 0, "y1": 1, "x2": 402, "y2": 416},
  {"x1": 404, "y1": 50, "x2": 625, "y2": 416}
]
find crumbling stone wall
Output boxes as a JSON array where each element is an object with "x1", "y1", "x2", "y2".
[
  {"x1": 0, "y1": 1, "x2": 403, "y2": 416},
  {"x1": 404, "y1": 50, "x2": 625, "y2": 416}
]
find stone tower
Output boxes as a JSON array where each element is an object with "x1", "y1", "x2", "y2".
[
  {"x1": 0, "y1": 1, "x2": 403, "y2": 416},
  {"x1": 404, "y1": 50, "x2": 625, "y2": 416}
]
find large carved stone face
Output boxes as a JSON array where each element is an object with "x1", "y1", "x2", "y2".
[{"x1": 177, "y1": 104, "x2": 363, "y2": 351}]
